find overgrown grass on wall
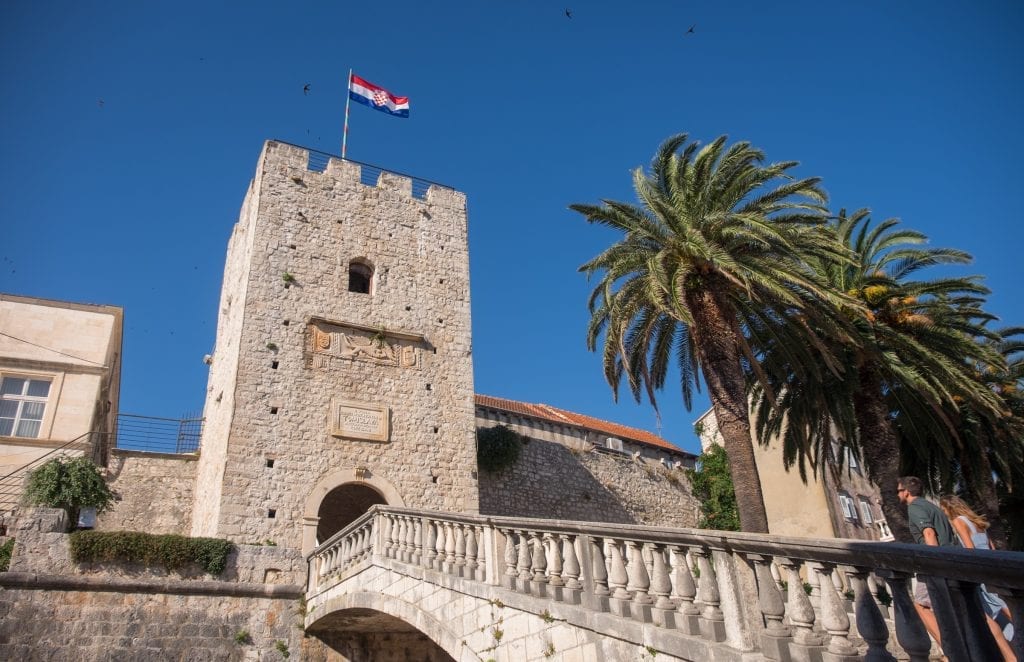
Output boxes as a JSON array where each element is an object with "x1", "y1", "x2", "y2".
[{"x1": 69, "y1": 531, "x2": 234, "y2": 575}]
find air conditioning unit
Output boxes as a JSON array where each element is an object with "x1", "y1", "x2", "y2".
[{"x1": 606, "y1": 437, "x2": 623, "y2": 452}]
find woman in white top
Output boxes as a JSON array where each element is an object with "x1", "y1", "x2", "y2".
[{"x1": 939, "y1": 494, "x2": 1015, "y2": 662}]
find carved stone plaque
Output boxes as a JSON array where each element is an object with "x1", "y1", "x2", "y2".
[
  {"x1": 306, "y1": 319, "x2": 420, "y2": 370},
  {"x1": 330, "y1": 399, "x2": 390, "y2": 442}
]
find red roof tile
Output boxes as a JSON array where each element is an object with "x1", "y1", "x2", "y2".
[{"x1": 474, "y1": 394, "x2": 691, "y2": 456}]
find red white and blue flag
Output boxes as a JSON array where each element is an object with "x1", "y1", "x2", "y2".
[{"x1": 348, "y1": 74, "x2": 410, "y2": 118}]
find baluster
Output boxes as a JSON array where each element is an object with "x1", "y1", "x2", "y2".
[
  {"x1": 670, "y1": 545, "x2": 700, "y2": 635},
  {"x1": 476, "y1": 526, "x2": 489, "y2": 580},
  {"x1": 503, "y1": 528, "x2": 518, "y2": 587},
  {"x1": 590, "y1": 536, "x2": 610, "y2": 598},
  {"x1": 530, "y1": 531, "x2": 548, "y2": 595},
  {"x1": 562, "y1": 536, "x2": 581, "y2": 589},
  {"x1": 385, "y1": 515, "x2": 397, "y2": 558},
  {"x1": 516, "y1": 530, "x2": 532, "y2": 584},
  {"x1": 626, "y1": 541, "x2": 653, "y2": 622},
  {"x1": 815, "y1": 563, "x2": 858, "y2": 659},
  {"x1": 355, "y1": 528, "x2": 366, "y2": 563},
  {"x1": 749, "y1": 554, "x2": 791, "y2": 661},
  {"x1": 777, "y1": 557, "x2": 824, "y2": 658},
  {"x1": 403, "y1": 517, "x2": 414, "y2": 563},
  {"x1": 880, "y1": 571, "x2": 932, "y2": 662},
  {"x1": 412, "y1": 518, "x2": 423, "y2": 565},
  {"x1": 464, "y1": 525, "x2": 478, "y2": 581},
  {"x1": 693, "y1": 547, "x2": 726, "y2": 642},
  {"x1": 454, "y1": 524, "x2": 467, "y2": 574},
  {"x1": 547, "y1": 534, "x2": 564, "y2": 588},
  {"x1": 443, "y1": 522, "x2": 457, "y2": 573},
  {"x1": 560, "y1": 535, "x2": 582, "y2": 605},
  {"x1": 847, "y1": 566, "x2": 890, "y2": 661},
  {"x1": 607, "y1": 539, "x2": 632, "y2": 616},
  {"x1": 650, "y1": 544, "x2": 675, "y2": 628},
  {"x1": 400, "y1": 517, "x2": 412, "y2": 562},
  {"x1": 423, "y1": 519, "x2": 437, "y2": 568},
  {"x1": 434, "y1": 520, "x2": 447, "y2": 571}
]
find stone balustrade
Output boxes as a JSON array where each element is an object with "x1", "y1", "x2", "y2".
[{"x1": 308, "y1": 506, "x2": 1024, "y2": 661}]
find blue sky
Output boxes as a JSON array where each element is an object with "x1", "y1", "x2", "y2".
[{"x1": 2, "y1": 1, "x2": 1021, "y2": 456}]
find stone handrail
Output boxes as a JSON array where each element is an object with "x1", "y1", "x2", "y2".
[{"x1": 307, "y1": 506, "x2": 1024, "y2": 661}]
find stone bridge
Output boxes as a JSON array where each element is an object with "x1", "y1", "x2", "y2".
[{"x1": 304, "y1": 507, "x2": 1024, "y2": 662}]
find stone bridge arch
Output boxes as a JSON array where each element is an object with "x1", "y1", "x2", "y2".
[
  {"x1": 306, "y1": 591, "x2": 473, "y2": 662},
  {"x1": 302, "y1": 468, "x2": 405, "y2": 554}
]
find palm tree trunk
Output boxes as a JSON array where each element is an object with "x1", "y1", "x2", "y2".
[
  {"x1": 961, "y1": 451, "x2": 1007, "y2": 550},
  {"x1": 686, "y1": 285, "x2": 770, "y2": 533},
  {"x1": 852, "y1": 365, "x2": 913, "y2": 543}
]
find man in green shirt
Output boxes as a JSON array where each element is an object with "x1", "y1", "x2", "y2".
[{"x1": 898, "y1": 475, "x2": 957, "y2": 649}]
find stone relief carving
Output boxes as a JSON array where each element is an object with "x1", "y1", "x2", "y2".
[{"x1": 306, "y1": 320, "x2": 419, "y2": 370}]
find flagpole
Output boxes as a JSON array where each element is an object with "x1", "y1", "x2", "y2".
[{"x1": 341, "y1": 68, "x2": 352, "y2": 160}]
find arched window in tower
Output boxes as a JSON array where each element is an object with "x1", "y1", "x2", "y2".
[{"x1": 348, "y1": 260, "x2": 373, "y2": 294}]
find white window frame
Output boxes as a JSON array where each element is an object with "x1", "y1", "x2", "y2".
[
  {"x1": 0, "y1": 375, "x2": 53, "y2": 438},
  {"x1": 838, "y1": 492, "x2": 859, "y2": 521},
  {"x1": 858, "y1": 497, "x2": 874, "y2": 524}
]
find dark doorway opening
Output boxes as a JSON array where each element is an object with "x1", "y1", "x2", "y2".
[{"x1": 317, "y1": 483, "x2": 387, "y2": 544}]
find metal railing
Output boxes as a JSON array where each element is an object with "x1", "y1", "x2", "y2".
[
  {"x1": 114, "y1": 414, "x2": 203, "y2": 454},
  {"x1": 277, "y1": 140, "x2": 455, "y2": 201}
]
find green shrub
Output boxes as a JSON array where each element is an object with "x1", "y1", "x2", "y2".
[
  {"x1": 685, "y1": 445, "x2": 740, "y2": 531},
  {"x1": 275, "y1": 640, "x2": 290, "y2": 658},
  {"x1": 476, "y1": 425, "x2": 523, "y2": 473},
  {"x1": 69, "y1": 531, "x2": 234, "y2": 575},
  {"x1": 0, "y1": 539, "x2": 14, "y2": 572},
  {"x1": 23, "y1": 457, "x2": 114, "y2": 524}
]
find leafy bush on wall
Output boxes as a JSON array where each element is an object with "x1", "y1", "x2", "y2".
[
  {"x1": 477, "y1": 425, "x2": 523, "y2": 473},
  {"x1": 69, "y1": 531, "x2": 234, "y2": 575}
]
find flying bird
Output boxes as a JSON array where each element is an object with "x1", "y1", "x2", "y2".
[
  {"x1": 97, "y1": 99, "x2": 104, "y2": 108},
  {"x1": 565, "y1": 8, "x2": 572, "y2": 19},
  {"x1": 303, "y1": 83, "x2": 310, "y2": 95},
  {"x1": 686, "y1": 24, "x2": 696, "y2": 35}
]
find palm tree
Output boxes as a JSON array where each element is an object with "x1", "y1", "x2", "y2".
[
  {"x1": 752, "y1": 209, "x2": 1004, "y2": 541},
  {"x1": 572, "y1": 133, "x2": 850, "y2": 533}
]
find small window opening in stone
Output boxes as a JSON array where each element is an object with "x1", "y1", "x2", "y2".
[
  {"x1": 439, "y1": 279, "x2": 444, "y2": 284},
  {"x1": 284, "y1": 282, "x2": 290, "y2": 289},
  {"x1": 289, "y1": 244, "x2": 297, "y2": 250},
  {"x1": 432, "y1": 348, "x2": 437, "y2": 354},
  {"x1": 266, "y1": 459, "x2": 275, "y2": 468},
  {"x1": 405, "y1": 305, "x2": 411, "y2": 311},
  {"x1": 433, "y1": 426, "x2": 439, "y2": 433},
  {"x1": 271, "y1": 361, "x2": 279, "y2": 369},
  {"x1": 431, "y1": 475, "x2": 438, "y2": 484},
  {"x1": 270, "y1": 406, "x2": 279, "y2": 415},
  {"x1": 426, "y1": 384, "x2": 431, "y2": 391},
  {"x1": 438, "y1": 318, "x2": 443, "y2": 324},
  {"x1": 348, "y1": 261, "x2": 373, "y2": 294},
  {"x1": 282, "y1": 319, "x2": 290, "y2": 326},
  {"x1": 268, "y1": 509, "x2": 276, "y2": 519}
]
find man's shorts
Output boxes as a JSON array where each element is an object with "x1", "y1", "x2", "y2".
[{"x1": 913, "y1": 579, "x2": 931, "y2": 608}]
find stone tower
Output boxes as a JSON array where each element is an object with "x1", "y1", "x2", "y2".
[{"x1": 191, "y1": 141, "x2": 478, "y2": 552}]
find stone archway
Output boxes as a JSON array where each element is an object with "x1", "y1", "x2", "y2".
[
  {"x1": 302, "y1": 468, "x2": 405, "y2": 554},
  {"x1": 316, "y1": 483, "x2": 386, "y2": 543},
  {"x1": 307, "y1": 592, "x2": 462, "y2": 662}
]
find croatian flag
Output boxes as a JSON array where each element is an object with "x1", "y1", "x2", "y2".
[{"x1": 349, "y1": 74, "x2": 410, "y2": 118}]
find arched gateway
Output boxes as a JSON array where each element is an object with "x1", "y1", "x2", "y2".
[{"x1": 302, "y1": 468, "x2": 405, "y2": 554}]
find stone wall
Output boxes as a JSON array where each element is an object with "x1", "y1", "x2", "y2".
[
  {"x1": 0, "y1": 508, "x2": 335, "y2": 661},
  {"x1": 98, "y1": 450, "x2": 197, "y2": 535},
  {"x1": 192, "y1": 141, "x2": 479, "y2": 551},
  {"x1": 478, "y1": 438, "x2": 699, "y2": 528}
]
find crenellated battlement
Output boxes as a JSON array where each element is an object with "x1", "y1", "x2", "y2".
[{"x1": 265, "y1": 140, "x2": 465, "y2": 207}]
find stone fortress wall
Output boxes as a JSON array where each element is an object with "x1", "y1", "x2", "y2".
[
  {"x1": 191, "y1": 141, "x2": 480, "y2": 549},
  {"x1": 479, "y1": 436, "x2": 699, "y2": 528},
  {"x1": 97, "y1": 450, "x2": 197, "y2": 535}
]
